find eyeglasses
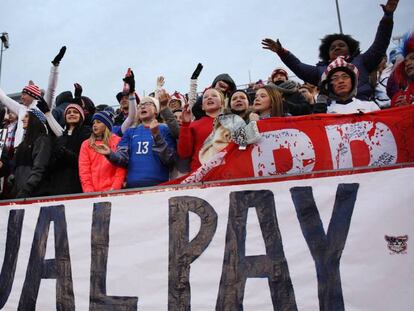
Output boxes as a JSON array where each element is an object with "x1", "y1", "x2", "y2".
[
  {"x1": 139, "y1": 102, "x2": 155, "y2": 108},
  {"x1": 331, "y1": 73, "x2": 351, "y2": 82}
]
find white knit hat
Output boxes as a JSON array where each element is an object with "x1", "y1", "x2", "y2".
[{"x1": 140, "y1": 96, "x2": 160, "y2": 113}]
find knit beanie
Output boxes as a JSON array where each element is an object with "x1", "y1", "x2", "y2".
[
  {"x1": 64, "y1": 103, "x2": 85, "y2": 121},
  {"x1": 320, "y1": 56, "x2": 359, "y2": 98},
  {"x1": 91, "y1": 111, "x2": 114, "y2": 130},
  {"x1": 271, "y1": 68, "x2": 289, "y2": 82},
  {"x1": 28, "y1": 108, "x2": 47, "y2": 124},
  {"x1": 22, "y1": 84, "x2": 41, "y2": 99},
  {"x1": 169, "y1": 91, "x2": 187, "y2": 107},
  {"x1": 140, "y1": 96, "x2": 160, "y2": 113}
]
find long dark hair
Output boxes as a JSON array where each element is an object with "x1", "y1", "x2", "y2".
[
  {"x1": 23, "y1": 112, "x2": 47, "y2": 146},
  {"x1": 14, "y1": 112, "x2": 48, "y2": 166}
]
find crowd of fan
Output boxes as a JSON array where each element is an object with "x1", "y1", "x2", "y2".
[{"x1": 0, "y1": 0, "x2": 412, "y2": 200}]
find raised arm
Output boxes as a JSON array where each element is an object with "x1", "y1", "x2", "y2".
[
  {"x1": 0, "y1": 87, "x2": 23, "y2": 115},
  {"x1": 119, "y1": 70, "x2": 138, "y2": 133},
  {"x1": 177, "y1": 104, "x2": 195, "y2": 159},
  {"x1": 36, "y1": 97, "x2": 64, "y2": 137},
  {"x1": 45, "y1": 46, "x2": 66, "y2": 110},
  {"x1": 361, "y1": 0, "x2": 399, "y2": 72},
  {"x1": 262, "y1": 38, "x2": 321, "y2": 85},
  {"x1": 158, "y1": 89, "x2": 179, "y2": 139},
  {"x1": 188, "y1": 63, "x2": 203, "y2": 109}
]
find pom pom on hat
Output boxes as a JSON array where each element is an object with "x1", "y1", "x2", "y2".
[
  {"x1": 91, "y1": 110, "x2": 114, "y2": 130},
  {"x1": 22, "y1": 84, "x2": 41, "y2": 99}
]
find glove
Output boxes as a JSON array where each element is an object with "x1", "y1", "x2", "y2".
[
  {"x1": 51, "y1": 46, "x2": 67, "y2": 66},
  {"x1": 313, "y1": 95, "x2": 329, "y2": 113},
  {"x1": 123, "y1": 70, "x2": 135, "y2": 94},
  {"x1": 191, "y1": 63, "x2": 203, "y2": 80},
  {"x1": 74, "y1": 83, "x2": 83, "y2": 98},
  {"x1": 36, "y1": 97, "x2": 50, "y2": 113}
]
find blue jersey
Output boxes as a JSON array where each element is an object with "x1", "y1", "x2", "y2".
[{"x1": 119, "y1": 124, "x2": 176, "y2": 188}]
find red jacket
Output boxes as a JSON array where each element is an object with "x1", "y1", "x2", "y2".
[
  {"x1": 177, "y1": 116, "x2": 214, "y2": 171},
  {"x1": 391, "y1": 82, "x2": 414, "y2": 107},
  {"x1": 78, "y1": 134, "x2": 126, "y2": 192}
]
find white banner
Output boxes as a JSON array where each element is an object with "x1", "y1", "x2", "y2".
[{"x1": 0, "y1": 167, "x2": 413, "y2": 310}]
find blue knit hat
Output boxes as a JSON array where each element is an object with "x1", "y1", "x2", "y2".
[
  {"x1": 91, "y1": 111, "x2": 114, "y2": 130},
  {"x1": 28, "y1": 108, "x2": 47, "y2": 124}
]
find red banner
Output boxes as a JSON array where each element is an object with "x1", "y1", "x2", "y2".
[{"x1": 179, "y1": 106, "x2": 414, "y2": 184}]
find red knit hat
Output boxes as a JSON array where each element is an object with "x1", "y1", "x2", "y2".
[
  {"x1": 22, "y1": 84, "x2": 41, "y2": 99},
  {"x1": 271, "y1": 68, "x2": 288, "y2": 81},
  {"x1": 169, "y1": 91, "x2": 187, "y2": 107}
]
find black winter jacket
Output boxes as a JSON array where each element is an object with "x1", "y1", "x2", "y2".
[
  {"x1": 12, "y1": 134, "x2": 52, "y2": 198},
  {"x1": 48, "y1": 125, "x2": 91, "y2": 195}
]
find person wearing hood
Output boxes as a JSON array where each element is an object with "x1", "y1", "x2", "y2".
[
  {"x1": 192, "y1": 73, "x2": 236, "y2": 120},
  {"x1": 316, "y1": 57, "x2": 380, "y2": 114},
  {"x1": 262, "y1": 0, "x2": 399, "y2": 101},
  {"x1": 269, "y1": 68, "x2": 312, "y2": 115}
]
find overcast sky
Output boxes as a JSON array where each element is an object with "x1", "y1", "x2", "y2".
[{"x1": 0, "y1": 0, "x2": 412, "y2": 106}]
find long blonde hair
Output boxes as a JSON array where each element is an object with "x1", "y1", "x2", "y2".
[{"x1": 89, "y1": 127, "x2": 112, "y2": 148}]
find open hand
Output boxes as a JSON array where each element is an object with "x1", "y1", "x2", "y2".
[
  {"x1": 157, "y1": 76, "x2": 165, "y2": 88},
  {"x1": 262, "y1": 38, "x2": 283, "y2": 54},
  {"x1": 158, "y1": 89, "x2": 170, "y2": 109},
  {"x1": 181, "y1": 104, "x2": 192, "y2": 123}
]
